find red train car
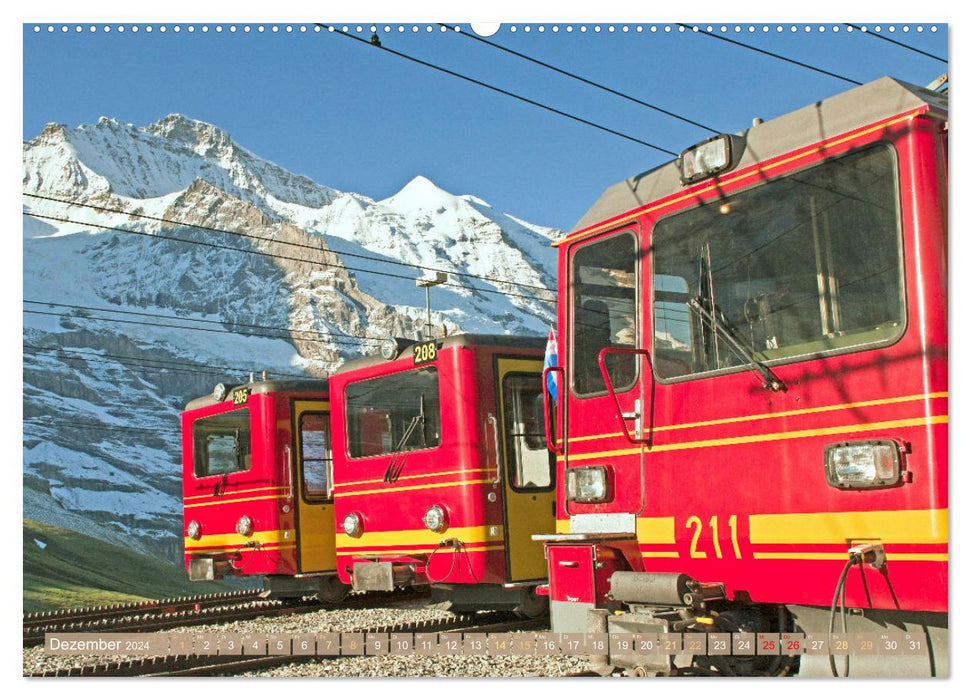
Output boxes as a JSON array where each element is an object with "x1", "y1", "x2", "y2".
[
  {"x1": 330, "y1": 335, "x2": 555, "y2": 615},
  {"x1": 181, "y1": 378, "x2": 349, "y2": 601},
  {"x1": 538, "y1": 77, "x2": 947, "y2": 676}
]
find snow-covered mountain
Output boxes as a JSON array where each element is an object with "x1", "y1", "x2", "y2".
[{"x1": 22, "y1": 114, "x2": 561, "y2": 562}]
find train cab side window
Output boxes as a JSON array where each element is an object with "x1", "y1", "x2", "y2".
[
  {"x1": 193, "y1": 408, "x2": 251, "y2": 478},
  {"x1": 299, "y1": 413, "x2": 332, "y2": 501},
  {"x1": 653, "y1": 145, "x2": 904, "y2": 380},
  {"x1": 503, "y1": 373, "x2": 554, "y2": 490},
  {"x1": 571, "y1": 232, "x2": 638, "y2": 396}
]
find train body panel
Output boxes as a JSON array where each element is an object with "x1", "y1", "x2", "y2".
[
  {"x1": 541, "y1": 77, "x2": 948, "y2": 674},
  {"x1": 181, "y1": 380, "x2": 346, "y2": 598},
  {"x1": 330, "y1": 335, "x2": 554, "y2": 611}
]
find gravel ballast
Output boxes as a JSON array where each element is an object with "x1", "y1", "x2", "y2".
[{"x1": 24, "y1": 600, "x2": 591, "y2": 677}]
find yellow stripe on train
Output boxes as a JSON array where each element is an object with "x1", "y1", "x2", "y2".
[
  {"x1": 335, "y1": 479, "x2": 494, "y2": 497},
  {"x1": 555, "y1": 509, "x2": 947, "y2": 547},
  {"x1": 559, "y1": 415, "x2": 948, "y2": 463},
  {"x1": 336, "y1": 525, "x2": 504, "y2": 550},
  {"x1": 183, "y1": 529, "x2": 292, "y2": 549},
  {"x1": 749, "y1": 508, "x2": 948, "y2": 545}
]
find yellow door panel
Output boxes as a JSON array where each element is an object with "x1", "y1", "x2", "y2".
[
  {"x1": 294, "y1": 400, "x2": 337, "y2": 573},
  {"x1": 496, "y1": 358, "x2": 556, "y2": 581}
]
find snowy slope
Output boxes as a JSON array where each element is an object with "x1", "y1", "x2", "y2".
[{"x1": 22, "y1": 114, "x2": 561, "y2": 561}]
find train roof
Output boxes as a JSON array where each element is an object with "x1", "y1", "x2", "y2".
[
  {"x1": 184, "y1": 378, "x2": 330, "y2": 411},
  {"x1": 333, "y1": 333, "x2": 547, "y2": 375},
  {"x1": 570, "y1": 76, "x2": 948, "y2": 236}
]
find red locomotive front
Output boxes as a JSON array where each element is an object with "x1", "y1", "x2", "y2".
[
  {"x1": 330, "y1": 335, "x2": 554, "y2": 615},
  {"x1": 181, "y1": 378, "x2": 348, "y2": 601},
  {"x1": 539, "y1": 77, "x2": 948, "y2": 676}
]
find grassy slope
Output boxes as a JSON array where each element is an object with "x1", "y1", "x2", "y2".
[{"x1": 23, "y1": 519, "x2": 241, "y2": 612}]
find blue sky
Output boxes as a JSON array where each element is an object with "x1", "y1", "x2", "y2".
[{"x1": 22, "y1": 20, "x2": 947, "y2": 232}]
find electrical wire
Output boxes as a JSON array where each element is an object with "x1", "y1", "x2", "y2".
[
  {"x1": 23, "y1": 345, "x2": 286, "y2": 380},
  {"x1": 23, "y1": 299, "x2": 388, "y2": 346},
  {"x1": 23, "y1": 192, "x2": 556, "y2": 295},
  {"x1": 439, "y1": 24, "x2": 720, "y2": 134},
  {"x1": 24, "y1": 418, "x2": 171, "y2": 436},
  {"x1": 316, "y1": 23, "x2": 678, "y2": 156},
  {"x1": 843, "y1": 24, "x2": 947, "y2": 64},
  {"x1": 678, "y1": 25, "x2": 863, "y2": 86},
  {"x1": 23, "y1": 307, "x2": 379, "y2": 349},
  {"x1": 23, "y1": 343, "x2": 311, "y2": 380},
  {"x1": 23, "y1": 211, "x2": 557, "y2": 306}
]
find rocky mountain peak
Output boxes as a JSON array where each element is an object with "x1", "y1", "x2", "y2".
[
  {"x1": 34, "y1": 122, "x2": 68, "y2": 145},
  {"x1": 147, "y1": 113, "x2": 236, "y2": 158}
]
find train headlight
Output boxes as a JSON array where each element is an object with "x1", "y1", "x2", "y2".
[
  {"x1": 380, "y1": 337, "x2": 400, "y2": 361},
  {"x1": 343, "y1": 512, "x2": 363, "y2": 538},
  {"x1": 565, "y1": 466, "x2": 609, "y2": 503},
  {"x1": 236, "y1": 515, "x2": 254, "y2": 537},
  {"x1": 824, "y1": 440, "x2": 901, "y2": 489},
  {"x1": 187, "y1": 520, "x2": 201, "y2": 540},
  {"x1": 423, "y1": 505, "x2": 448, "y2": 533},
  {"x1": 679, "y1": 134, "x2": 733, "y2": 185},
  {"x1": 213, "y1": 383, "x2": 228, "y2": 402}
]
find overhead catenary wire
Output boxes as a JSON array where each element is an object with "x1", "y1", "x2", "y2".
[
  {"x1": 23, "y1": 299, "x2": 390, "y2": 346},
  {"x1": 843, "y1": 24, "x2": 947, "y2": 64},
  {"x1": 439, "y1": 24, "x2": 720, "y2": 135},
  {"x1": 23, "y1": 192, "x2": 555, "y2": 295},
  {"x1": 23, "y1": 307, "x2": 381, "y2": 349},
  {"x1": 678, "y1": 24, "x2": 863, "y2": 86},
  {"x1": 22, "y1": 210, "x2": 557, "y2": 306},
  {"x1": 316, "y1": 23, "x2": 679, "y2": 156},
  {"x1": 23, "y1": 343, "x2": 312, "y2": 380},
  {"x1": 24, "y1": 418, "x2": 172, "y2": 436},
  {"x1": 24, "y1": 346, "x2": 264, "y2": 381}
]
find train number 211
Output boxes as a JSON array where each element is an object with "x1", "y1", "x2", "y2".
[{"x1": 685, "y1": 515, "x2": 742, "y2": 559}]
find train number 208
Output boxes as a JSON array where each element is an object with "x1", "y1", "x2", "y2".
[{"x1": 413, "y1": 341, "x2": 437, "y2": 365}]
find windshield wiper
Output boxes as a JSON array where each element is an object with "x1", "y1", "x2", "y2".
[
  {"x1": 383, "y1": 413, "x2": 422, "y2": 483},
  {"x1": 687, "y1": 297, "x2": 787, "y2": 392}
]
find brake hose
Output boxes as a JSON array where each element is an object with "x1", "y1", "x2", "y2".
[{"x1": 828, "y1": 553, "x2": 862, "y2": 677}]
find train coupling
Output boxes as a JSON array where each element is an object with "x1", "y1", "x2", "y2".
[
  {"x1": 352, "y1": 561, "x2": 417, "y2": 592},
  {"x1": 188, "y1": 555, "x2": 236, "y2": 581}
]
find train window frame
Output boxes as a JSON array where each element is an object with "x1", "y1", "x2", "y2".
[
  {"x1": 192, "y1": 407, "x2": 252, "y2": 479},
  {"x1": 344, "y1": 366, "x2": 443, "y2": 460},
  {"x1": 649, "y1": 141, "x2": 907, "y2": 385},
  {"x1": 568, "y1": 227, "x2": 641, "y2": 399},
  {"x1": 297, "y1": 411, "x2": 333, "y2": 503},
  {"x1": 501, "y1": 371, "x2": 555, "y2": 494}
]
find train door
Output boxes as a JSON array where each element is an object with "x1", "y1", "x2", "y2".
[
  {"x1": 496, "y1": 357, "x2": 555, "y2": 581},
  {"x1": 292, "y1": 400, "x2": 337, "y2": 573},
  {"x1": 564, "y1": 227, "x2": 648, "y2": 530}
]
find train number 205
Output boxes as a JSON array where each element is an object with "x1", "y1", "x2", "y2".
[{"x1": 685, "y1": 515, "x2": 742, "y2": 559}]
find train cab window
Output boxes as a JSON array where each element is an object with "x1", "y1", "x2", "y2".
[
  {"x1": 571, "y1": 232, "x2": 638, "y2": 396},
  {"x1": 503, "y1": 374, "x2": 554, "y2": 490},
  {"x1": 346, "y1": 367, "x2": 442, "y2": 458},
  {"x1": 192, "y1": 408, "x2": 251, "y2": 478},
  {"x1": 653, "y1": 145, "x2": 904, "y2": 380},
  {"x1": 299, "y1": 413, "x2": 332, "y2": 501}
]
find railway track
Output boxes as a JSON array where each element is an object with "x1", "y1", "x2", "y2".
[
  {"x1": 27, "y1": 612, "x2": 551, "y2": 677},
  {"x1": 24, "y1": 589, "x2": 423, "y2": 647}
]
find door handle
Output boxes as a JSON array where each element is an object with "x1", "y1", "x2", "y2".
[
  {"x1": 487, "y1": 413, "x2": 501, "y2": 485},
  {"x1": 283, "y1": 444, "x2": 293, "y2": 502},
  {"x1": 597, "y1": 347, "x2": 652, "y2": 445}
]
